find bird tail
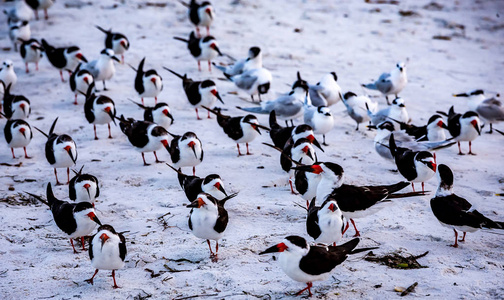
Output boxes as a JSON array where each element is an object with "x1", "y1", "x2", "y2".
[
  {"x1": 362, "y1": 83, "x2": 377, "y2": 90},
  {"x1": 24, "y1": 192, "x2": 49, "y2": 206},
  {"x1": 389, "y1": 133, "x2": 397, "y2": 157},
  {"x1": 46, "y1": 183, "x2": 57, "y2": 208},
  {"x1": 269, "y1": 110, "x2": 281, "y2": 130},
  {"x1": 387, "y1": 191, "x2": 428, "y2": 199},
  {"x1": 95, "y1": 25, "x2": 111, "y2": 34},
  {"x1": 212, "y1": 63, "x2": 226, "y2": 73},
  {"x1": 128, "y1": 98, "x2": 147, "y2": 109},
  {"x1": 236, "y1": 106, "x2": 267, "y2": 114},
  {"x1": 117, "y1": 115, "x2": 132, "y2": 134},
  {"x1": 219, "y1": 192, "x2": 239, "y2": 207},
  {"x1": 173, "y1": 37, "x2": 189, "y2": 43},
  {"x1": 381, "y1": 181, "x2": 410, "y2": 194},
  {"x1": 447, "y1": 106, "x2": 456, "y2": 118},
  {"x1": 40, "y1": 38, "x2": 53, "y2": 52},
  {"x1": 163, "y1": 67, "x2": 186, "y2": 80}
]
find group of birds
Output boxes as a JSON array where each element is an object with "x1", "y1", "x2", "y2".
[{"x1": 1, "y1": 0, "x2": 504, "y2": 296}]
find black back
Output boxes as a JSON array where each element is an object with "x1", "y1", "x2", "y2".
[
  {"x1": 187, "y1": 32, "x2": 202, "y2": 58},
  {"x1": 299, "y1": 238, "x2": 360, "y2": 276},
  {"x1": 119, "y1": 117, "x2": 152, "y2": 148},
  {"x1": 447, "y1": 106, "x2": 462, "y2": 138},
  {"x1": 41, "y1": 39, "x2": 69, "y2": 69},
  {"x1": 134, "y1": 58, "x2": 146, "y2": 94},
  {"x1": 269, "y1": 110, "x2": 295, "y2": 148},
  {"x1": 3, "y1": 84, "x2": 30, "y2": 119},
  {"x1": 306, "y1": 198, "x2": 322, "y2": 239}
]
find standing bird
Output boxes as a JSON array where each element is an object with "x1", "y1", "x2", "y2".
[
  {"x1": 29, "y1": 183, "x2": 101, "y2": 253},
  {"x1": 389, "y1": 134, "x2": 436, "y2": 192},
  {"x1": 362, "y1": 62, "x2": 408, "y2": 105},
  {"x1": 187, "y1": 193, "x2": 238, "y2": 262},
  {"x1": 166, "y1": 164, "x2": 227, "y2": 202},
  {"x1": 306, "y1": 198, "x2": 345, "y2": 246},
  {"x1": 2, "y1": 117, "x2": 32, "y2": 159},
  {"x1": 303, "y1": 99, "x2": 334, "y2": 146},
  {"x1": 9, "y1": 20, "x2": 30, "y2": 52},
  {"x1": 213, "y1": 46, "x2": 262, "y2": 76},
  {"x1": 281, "y1": 138, "x2": 317, "y2": 194},
  {"x1": 69, "y1": 166, "x2": 100, "y2": 205},
  {"x1": 35, "y1": 118, "x2": 78, "y2": 185},
  {"x1": 268, "y1": 110, "x2": 323, "y2": 151},
  {"x1": 441, "y1": 106, "x2": 481, "y2": 155},
  {"x1": 173, "y1": 32, "x2": 222, "y2": 72},
  {"x1": 20, "y1": 38, "x2": 43, "y2": 73},
  {"x1": 179, "y1": 0, "x2": 215, "y2": 37},
  {"x1": 130, "y1": 101, "x2": 174, "y2": 131},
  {"x1": 203, "y1": 106, "x2": 268, "y2": 156},
  {"x1": 2, "y1": 83, "x2": 31, "y2": 120},
  {"x1": 132, "y1": 58, "x2": 163, "y2": 105},
  {"x1": 69, "y1": 63, "x2": 94, "y2": 105},
  {"x1": 259, "y1": 236, "x2": 376, "y2": 297},
  {"x1": 118, "y1": 115, "x2": 171, "y2": 166},
  {"x1": 342, "y1": 92, "x2": 377, "y2": 131},
  {"x1": 368, "y1": 97, "x2": 409, "y2": 126},
  {"x1": 25, "y1": 0, "x2": 54, "y2": 20},
  {"x1": 308, "y1": 72, "x2": 343, "y2": 107},
  {"x1": 222, "y1": 67, "x2": 272, "y2": 102},
  {"x1": 0, "y1": 60, "x2": 17, "y2": 88},
  {"x1": 82, "y1": 49, "x2": 120, "y2": 91},
  {"x1": 168, "y1": 131, "x2": 204, "y2": 175},
  {"x1": 430, "y1": 164, "x2": 504, "y2": 247},
  {"x1": 453, "y1": 90, "x2": 504, "y2": 134},
  {"x1": 95, "y1": 26, "x2": 130, "y2": 63},
  {"x1": 84, "y1": 83, "x2": 116, "y2": 140},
  {"x1": 41, "y1": 39, "x2": 88, "y2": 82},
  {"x1": 86, "y1": 224, "x2": 126, "y2": 288},
  {"x1": 164, "y1": 68, "x2": 223, "y2": 119},
  {"x1": 389, "y1": 114, "x2": 448, "y2": 142}
]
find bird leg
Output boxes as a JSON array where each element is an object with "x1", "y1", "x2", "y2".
[
  {"x1": 250, "y1": 95, "x2": 255, "y2": 102},
  {"x1": 487, "y1": 123, "x2": 493, "y2": 134},
  {"x1": 207, "y1": 110, "x2": 212, "y2": 119},
  {"x1": 288, "y1": 178, "x2": 298, "y2": 195},
  {"x1": 206, "y1": 26, "x2": 210, "y2": 36},
  {"x1": 468, "y1": 141, "x2": 476, "y2": 155},
  {"x1": 24, "y1": 147, "x2": 31, "y2": 159},
  {"x1": 59, "y1": 70, "x2": 65, "y2": 82},
  {"x1": 94, "y1": 125, "x2": 98, "y2": 140},
  {"x1": 34, "y1": 10, "x2": 39, "y2": 20},
  {"x1": 208, "y1": 60, "x2": 212, "y2": 72},
  {"x1": 193, "y1": 166, "x2": 196, "y2": 176},
  {"x1": 295, "y1": 282, "x2": 313, "y2": 297},
  {"x1": 342, "y1": 221, "x2": 350, "y2": 235},
  {"x1": 196, "y1": 27, "x2": 201, "y2": 38},
  {"x1": 54, "y1": 168, "x2": 62, "y2": 185},
  {"x1": 285, "y1": 120, "x2": 289, "y2": 127},
  {"x1": 207, "y1": 239, "x2": 217, "y2": 261},
  {"x1": 236, "y1": 144, "x2": 243, "y2": 156},
  {"x1": 36, "y1": 62, "x2": 39, "y2": 71},
  {"x1": 44, "y1": 8, "x2": 49, "y2": 20},
  {"x1": 25, "y1": 63, "x2": 29, "y2": 73},
  {"x1": 322, "y1": 134, "x2": 328, "y2": 146},
  {"x1": 411, "y1": 182, "x2": 415, "y2": 192},
  {"x1": 108, "y1": 123, "x2": 112, "y2": 139},
  {"x1": 142, "y1": 153, "x2": 150, "y2": 166},
  {"x1": 198, "y1": 61, "x2": 201, "y2": 72},
  {"x1": 421, "y1": 182, "x2": 425, "y2": 192},
  {"x1": 258, "y1": 93, "x2": 262, "y2": 102},
  {"x1": 85, "y1": 269, "x2": 99, "y2": 285},
  {"x1": 195, "y1": 108, "x2": 202, "y2": 120},
  {"x1": 350, "y1": 219, "x2": 360, "y2": 237},
  {"x1": 246, "y1": 143, "x2": 253, "y2": 155},
  {"x1": 155, "y1": 97, "x2": 158, "y2": 105},
  {"x1": 153, "y1": 151, "x2": 163, "y2": 163},
  {"x1": 103, "y1": 81, "x2": 108, "y2": 91},
  {"x1": 81, "y1": 236, "x2": 86, "y2": 251},
  {"x1": 11, "y1": 148, "x2": 16, "y2": 159},
  {"x1": 74, "y1": 94, "x2": 78, "y2": 105},
  {"x1": 67, "y1": 168, "x2": 70, "y2": 184},
  {"x1": 457, "y1": 142, "x2": 464, "y2": 155},
  {"x1": 459, "y1": 232, "x2": 467, "y2": 242},
  {"x1": 112, "y1": 270, "x2": 120, "y2": 288},
  {"x1": 451, "y1": 229, "x2": 459, "y2": 248},
  {"x1": 385, "y1": 95, "x2": 390, "y2": 106},
  {"x1": 141, "y1": 97, "x2": 144, "y2": 105},
  {"x1": 70, "y1": 239, "x2": 78, "y2": 254},
  {"x1": 212, "y1": 241, "x2": 219, "y2": 262}
]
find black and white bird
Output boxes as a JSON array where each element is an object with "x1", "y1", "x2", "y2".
[
  {"x1": 2, "y1": 83, "x2": 31, "y2": 120},
  {"x1": 362, "y1": 62, "x2": 408, "y2": 105},
  {"x1": 430, "y1": 164, "x2": 504, "y2": 247},
  {"x1": 306, "y1": 197, "x2": 345, "y2": 246},
  {"x1": 84, "y1": 83, "x2": 116, "y2": 140},
  {"x1": 442, "y1": 106, "x2": 481, "y2": 155},
  {"x1": 389, "y1": 134, "x2": 436, "y2": 192},
  {"x1": 341, "y1": 92, "x2": 378, "y2": 131},
  {"x1": 0, "y1": 60, "x2": 17, "y2": 88},
  {"x1": 2, "y1": 117, "x2": 32, "y2": 159},
  {"x1": 41, "y1": 39, "x2": 88, "y2": 82},
  {"x1": 303, "y1": 99, "x2": 334, "y2": 145},
  {"x1": 268, "y1": 110, "x2": 323, "y2": 151},
  {"x1": 85, "y1": 224, "x2": 126, "y2": 288},
  {"x1": 368, "y1": 97, "x2": 409, "y2": 126},
  {"x1": 307, "y1": 72, "x2": 342, "y2": 107},
  {"x1": 25, "y1": 0, "x2": 54, "y2": 20},
  {"x1": 173, "y1": 31, "x2": 222, "y2": 71},
  {"x1": 69, "y1": 63, "x2": 94, "y2": 105},
  {"x1": 130, "y1": 101, "x2": 174, "y2": 131},
  {"x1": 281, "y1": 138, "x2": 317, "y2": 194},
  {"x1": 453, "y1": 90, "x2": 504, "y2": 134},
  {"x1": 35, "y1": 118, "x2": 77, "y2": 185},
  {"x1": 389, "y1": 114, "x2": 448, "y2": 142},
  {"x1": 179, "y1": 0, "x2": 215, "y2": 37},
  {"x1": 20, "y1": 38, "x2": 42, "y2": 73},
  {"x1": 214, "y1": 46, "x2": 262, "y2": 76},
  {"x1": 294, "y1": 164, "x2": 322, "y2": 205},
  {"x1": 168, "y1": 131, "x2": 204, "y2": 175},
  {"x1": 165, "y1": 68, "x2": 223, "y2": 119},
  {"x1": 223, "y1": 67, "x2": 272, "y2": 102},
  {"x1": 204, "y1": 106, "x2": 268, "y2": 156},
  {"x1": 29, "y1": 183, "x2": 101, "y2": 253},
  {"x1": 9, "y1": 20, "x2": 30, "y2": 52},
  {"x1": 187, "y1": 192, "x2": 237, "y2": 262},
  {"x1": 132, "y1": 57, "x2": 163, "y2": 105},
  {"x1": 82, "y1": 49, "x2": 120, "y2": 91},
  {"x1": 95, "y1": 26, "x2": 130, "y2": 63},
  {"x1": 118, "y1": 115, "x2": 171, "y2": 166},
  {"x1": 260, "y1": 236, "x2": 376, "y2": 297},
  {"x1": 166, "y1": 164, "x2": 227, "y2": 202},
  {"x1": 69, "y1": 166, "x2": 100, "y2": 205}
]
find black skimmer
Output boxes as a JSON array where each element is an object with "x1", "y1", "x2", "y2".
[
  {"x1": 213, "y1": 46, "x2": 262, "y2": 76},
  {"x1": 2, "y1": 117, "x2": 32, "y2": 159},
  {"x1": 303, "y1": 100, "x2": 334, "y2": 145},
  {"x1": 2, "y1": 83, "x2": 31, "y2": 120},
  {"x1": 166, "y1": 164, "x2": 227, "y2": 202},
  {"x1": 442, "y1": 106, "x2": 481, "y2": 155},
  {"x1": 306, "y1": 197, "x2": 345, "y2": 246},
  {"x1": 41, "y1": 39, "x2": 88, "y2": 82},
  {"x1": 0, "y1": 60, "x2": 17, "y2": 88},
  {"x1": 187, "y1": 192, "x2": 238, "y2": 262},
  {"x1": 117, "y1": 115, "x2": 171, "y2": 166},
  {"x1": 86, "y1": 224, "x2": 126, "y2": 288},
  {"x1": 203, "y1": 106, "x2": 268, "y2": 156},
  {"x1": 82, "y1": 49, "x2": 120, "y2": 91},
  {"x1": 389, "y1": 114, "x2": 448, "y2": 141},
  {"x1": 35, "y1": 118, "x2": 78, "y2": 185},
  {"x1": 430, "y1": 164, "x2": 504, "y2": 247},
  {"x1": 8, "y1": 20, "x2": 30, "y2": 52},
  {"x1": 389, "y1": 134, "x2": 436, "y2": 192},
  {"x1": 25, "y1": 0, "x2": 54, "y2": 20},
  {"x1": 131, "y1": 57, "x2": 163, "y2": 105},
  {"x1": 362, "y1": 62, "x2": 408, "y2": 105},
  {"x1": 281, "y1": 138, "x2": 317, "y2": 194},
  {"x1": 28, "y1": 183, "x2": 101, "y2": 253},
  {"x1": 130, "y1": 100, "x2": 174, "y2": 131},
  {"x1": 453, "y1": 90, "x2": 504, "y2": 134},
  {"x1": 69, "y1": 63, "x2": 94, "y2": 105},
  {"x1": 260, "y1": 236, "x2": 376, "y2": 297},
  {"x1": 83, "y1": 83, "x2": 117, "y2": 140},
  {"x1": 69, "y1": 166, "x2": 100, "y2": 205},
  {"x1": 167, "y1": 131, "x2": 203, "y2": 175},
  {"x1": 294, "y1": 165, "x2": 322, "y2": 205},
  {"x1": 268, "y1": 110, "x2": 324, "y2": 151},
  {"x1": 341, "y1": 92, "x2": 377, "y2": 131},
  {"x1": 164, "y1": 68, "x2": 223, "y2": 119},
  {"x1": 173, "y1": 32, "x2": 222, "y2": 71},
  {"x1": 19, "y1": 38, "x2": 42, "y2": 73},
  {"x1": 95, "y1": 26, "x2": 130, "y2": 63},
  {"x1": 308, "y1": 72, "x2": 343, "y2": 107},
  {"x1": 183, "y1": 0, "x2": 214, "y2": 37}
]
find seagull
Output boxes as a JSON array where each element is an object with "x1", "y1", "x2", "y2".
[
  {"x1": 368, "y1": 97, "x2": 409, "y2": 126},
  {"x1": 362, "y1": 62, "x2": 408, "y2": 105},
  {"x1": 9, "y1": 20, "x2": 30, "y2": 52},
  {"x1": 341, "y1": 92, "x2": 377, "y2": 131},
  {"x1": 223, "y1": 67, "x2": 272, "y2": 102},
  {"x1": 82, "y1": 49, "x2": 120, "y2": 91},
  {"x1": 453, "y1": 90, "x2": 504, "y2": 134},
  {"x1": 213, "y1": 46, "x2": 262, "y2": 76},
  {"x1": 303, "y1": 97, "x2": 334, "y2": 146},
  {"x1": 307, "y1": 72, "x2": 343, "y2": 107},
  {"x1": 0, "y1": 60, "x2": 17, "y2": 89}
]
